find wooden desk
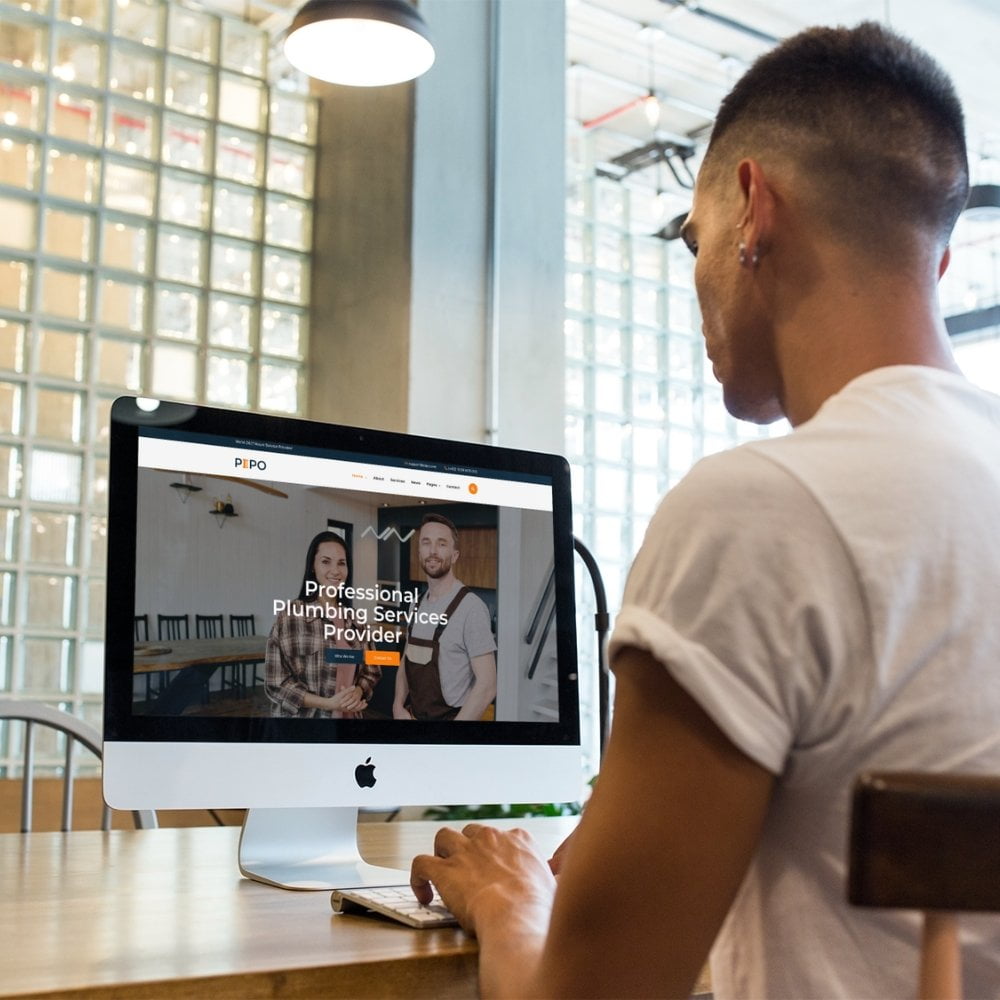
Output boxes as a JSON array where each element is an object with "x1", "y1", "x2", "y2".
[
  {"x1": 132, "y1": 636, "x2": 267, "y2": 676},
  {"x1": 1, "y1": 817, "x2": 577, "y2": 999}
]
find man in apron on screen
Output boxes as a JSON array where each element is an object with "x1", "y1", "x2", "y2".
[{"x1": 393, "y1": 513, "x2": 497, "y2": 721}]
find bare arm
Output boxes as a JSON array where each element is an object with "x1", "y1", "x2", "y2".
[
  {"x1": 412, "y1": 646, "x2": 775, "y2": 997},
  {"x1": 454, "y1": 652, "x2": 497, "y2": 721},
  {"x1": 300, "y1": 688, "x2": 368, "y2": 713},
  {"x1": 393, "y1": 663, "x2": 414, "y2": 719}
]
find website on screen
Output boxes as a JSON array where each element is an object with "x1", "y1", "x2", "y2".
[{"x1": 130, "y1": 430, "x2": 561, "y2": 725}]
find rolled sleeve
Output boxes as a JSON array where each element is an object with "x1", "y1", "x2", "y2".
[
  {"x1": 356, "y1": 660, "x2": 381, "y2": 700},
  {"x1": 609, "y1": 447, "x2": 867, "y2": 779},
  {"x1": 610, "y1": 606, "x2": 791, "y2": 774}
]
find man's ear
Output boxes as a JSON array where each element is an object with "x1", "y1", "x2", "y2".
[
  {"x1": 736, "y1": 158, "x2": 775, "y2": 261},
  {"x1": 938, "y1": 245, "x2": 951, "y2": 280}
]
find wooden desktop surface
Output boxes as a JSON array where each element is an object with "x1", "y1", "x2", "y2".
[{"x1": 1, "y1": 817, "x2": 578, "y2": 999}]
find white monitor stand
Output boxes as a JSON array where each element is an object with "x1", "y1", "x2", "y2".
[{"x1": 238, "y1": 807, "x2": 409, "y2": 890}]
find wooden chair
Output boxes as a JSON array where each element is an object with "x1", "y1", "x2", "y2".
[
  {"x1": 229, "y1": 615, "x2": 260, "y2": 691},
  {"x1": 134, "y1": 614, "x2": 158, "y2": 700},
  {"x1": 195, "y1": 614, "x2": 224, "y2": 639},
  {"x1": 229, "y1": 614, "x2": 255, "y2": 637},
  {"x1": 195, "y1": 614, "x2": 236, "y2": 697},
  {"x1": 229, "y1": 615, "x2": 261, "y2": 695},
  {"x1": 848, "y1": 771, "x2": 1000, "y2": 999},
  {"x1": 193, "y1": 614, "x2": 229, "y2": 702},
  {"x1": 157, "y1": 614, "x2": 189, "y2": 640},
  {"x1": 0, "y1": 699, "x2": 156, "y2": 832}
]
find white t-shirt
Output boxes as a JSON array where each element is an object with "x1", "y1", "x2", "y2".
[{"x1": 609, "y1": 366, "x2": 1000, "y2": 999}]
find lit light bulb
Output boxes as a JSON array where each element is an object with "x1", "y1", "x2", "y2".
[
  {"x1": 284, "y1": 11, "x2": 435, "y2": 87},
  {"x1": 644, "y1": 93, "x2": 660, "y2": 127}
]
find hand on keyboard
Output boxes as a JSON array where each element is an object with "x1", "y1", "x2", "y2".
[{"x1": 330, "y1": 885, "x2": 459, "y2": 929}]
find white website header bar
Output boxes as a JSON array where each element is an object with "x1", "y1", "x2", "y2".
[{"x1": 137, "y1": 435, "x2": 553, "y2": 511}]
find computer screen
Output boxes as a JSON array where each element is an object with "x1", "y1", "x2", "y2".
[{"x1": 103, "y1": 397, "x2": 582, "y2": 888}]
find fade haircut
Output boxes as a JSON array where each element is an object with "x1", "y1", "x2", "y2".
[{"x1": 702, "y1": 22, "x2": 968, "y2": 253}]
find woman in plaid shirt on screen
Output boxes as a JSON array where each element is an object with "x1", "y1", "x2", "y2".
[{"x1": 265, "y1": 530, "x2": 381, "y2": 718}]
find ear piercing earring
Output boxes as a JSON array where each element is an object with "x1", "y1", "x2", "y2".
[{"x1": 738, "y1": 242, "x2": 760, "y2": 269}]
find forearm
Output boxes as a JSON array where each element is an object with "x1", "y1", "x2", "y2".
[
  {"x1": 392, "y1": 668, "x2": 411, "y2": 717},
  {"x1": 454, "y1": 654, "x2": 496, "y2": 720},
  {"x1": 411, "y1": 826, "x2": 556, "y2": 997},
  {"x1": 300, "y1": 690, "x2": 332, "y2": 711},
  {"x1": 454, "y1": 684, "x2": 494, "y2": 721},
  {"x1": 476, "y1": 904, "x2": 549, "y2": 999}
]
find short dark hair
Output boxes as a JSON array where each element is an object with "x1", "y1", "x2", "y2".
[
  {"x1": 419, "y1": 512, "x2": 459, "y2": 547},
  {"x1": 702, "y1": 22, "x2": 968, "y2": 252},
  {"x1": 297, "y1": 530, "x2": 351, "y2": 601}
]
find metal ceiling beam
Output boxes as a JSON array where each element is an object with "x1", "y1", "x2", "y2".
[
  {"x1": 656, "y1": 0, "x2": 781, "y2": 46},
  {"x1": 573, "y1": 0, "x2": 755, "y2": 66},
  {"x1": 597, "y1": 137, "x2": 697, "y2": 188}
]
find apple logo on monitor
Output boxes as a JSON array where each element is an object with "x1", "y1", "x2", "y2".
[{"x1": 355, "y1": 757, "x2": 376, "y2": 789}]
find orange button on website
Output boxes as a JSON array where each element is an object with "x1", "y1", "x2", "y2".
[{"x1": 364, "y1": 650, "x2": 400, "y2": 666}]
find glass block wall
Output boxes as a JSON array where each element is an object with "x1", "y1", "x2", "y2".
[
  {"x1": 0, "y1": 0, "x2": 315, "y2": 772},
  {"x1": 941, "y1": 206, "x2": 1000, "y2": 391},
  {"x1": 565, "y1": 143, "x2": 999, "y2": 775},
  {"x1": 565, "y1": 154, "x2": 782, "y2": 774}
]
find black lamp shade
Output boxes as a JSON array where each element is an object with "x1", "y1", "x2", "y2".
[{"x1": 284, "y1": 0, "x2": 435, "y2": 86}]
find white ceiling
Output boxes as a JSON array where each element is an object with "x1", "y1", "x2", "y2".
[
  {"x1": 214, "y1": 0, "x2": 1000, "y2": 239},
  {"x1": 220, "y1": 0, "x2": 1000, "y2": 188},
  {"x1": 567, "y1": 0, "x2": 1000, "y2": 195}
]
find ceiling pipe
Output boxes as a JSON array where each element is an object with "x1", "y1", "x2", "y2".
[
  {"x1": 582, "y1": 92, "x2": 657, "y2": 130},
  {"x1": 569, "y1": 62, "x2": 717, "y2": 129}
]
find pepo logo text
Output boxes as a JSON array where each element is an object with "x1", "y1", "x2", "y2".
[{"x1": 234, "y1": 457, "x2": 267, "y2": 471}]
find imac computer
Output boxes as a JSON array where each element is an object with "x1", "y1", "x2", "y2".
[{"x1": 103, "y1": 397, "x2": 582, "y2": 889}]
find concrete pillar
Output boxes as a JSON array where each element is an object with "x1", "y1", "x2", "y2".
[
  {"x1": 307, "y1": 0, "x2": 565, "y2": 455},
  {"x1": 308, "y1": 83, "x2": 415, "y2": 432}
]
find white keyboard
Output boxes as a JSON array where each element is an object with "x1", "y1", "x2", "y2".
[{"x1": 330, "y1": 885, "x2": 459, "y2": 928}]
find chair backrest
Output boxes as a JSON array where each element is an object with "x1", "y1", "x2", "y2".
[
  {"x1": 229, "y1": 614, "x2": 255, "y2": 637},
  {"x1": 0, "y1": 699, "x2": 156, "y2": 832},
  {"x1": 158, "y1": 613, "x2": 189, "y2": 640},
  {"x1": 195, "y1": 613, "x2": 224, "y2": 638},
  {"x1": 134, "y1": 614, "x2": 149, "y2": 642},
  {"x1": 848, "y1": 771, "x2": 1000, "y2": 999}
]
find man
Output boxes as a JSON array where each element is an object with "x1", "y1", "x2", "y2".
[
  {"x1": 409, "y1": 22, "x2": 1000, "y2": 998},
  {"x1": 393, "y1": 513, "x2": 497, "y2": 721}
]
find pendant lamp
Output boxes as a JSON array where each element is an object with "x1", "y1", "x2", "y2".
[{"x1": 284, "y1": 0, "x2": 435, "y2": 87}]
